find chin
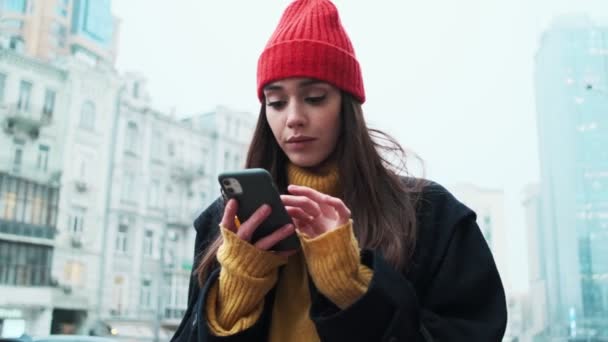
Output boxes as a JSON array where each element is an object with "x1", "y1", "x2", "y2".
[{"x1": 287, "y1": 155, "x2": 323, "y2": 169}]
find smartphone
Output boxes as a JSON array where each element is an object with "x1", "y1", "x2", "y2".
[{"x1": 218, "y1": 168, "x2": 300, "y2": 251}]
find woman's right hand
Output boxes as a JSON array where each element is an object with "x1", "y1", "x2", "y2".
[{"x1": 221, "y1": 199, "x2": 297, "y2": 257}]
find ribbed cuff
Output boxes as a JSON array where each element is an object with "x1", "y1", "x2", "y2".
[
  {"x1": 206, "y1": 226, "x2": 288, "y2": 335},
  {"x1": 298, "y1": 220, "x2": 373, "y2": 309},
  {"x1": 218, "y1": 226, "x2": 288, "y2": 277}
]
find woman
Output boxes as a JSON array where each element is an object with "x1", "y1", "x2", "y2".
[{"x1": 172, "y1": 0, "x2": 507, "y2": 341}]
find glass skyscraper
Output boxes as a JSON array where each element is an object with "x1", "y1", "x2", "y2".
[
  {"x1": 535, "y1": 15, "x2": 608, "y2": 339},
  {"x1": 71, "y1": 0, "x2": 114, "y2": 47}
]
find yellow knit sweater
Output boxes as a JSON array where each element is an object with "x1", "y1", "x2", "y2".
[{"x1": 205, "y1": 163, "x2": 373, "y2": 341}]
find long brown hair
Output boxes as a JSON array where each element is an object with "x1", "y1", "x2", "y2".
[{"x1": 196, "y1": 92, "x2": 425, "y2": 286}]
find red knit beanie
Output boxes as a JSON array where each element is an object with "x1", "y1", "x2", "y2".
[{"x1": 257, "y1": 0, "x2": 365, "y2": 103}]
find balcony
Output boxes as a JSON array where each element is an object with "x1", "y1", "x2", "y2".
[
  {"x1": 0, "y1": 263, "x2": 53, "y2": 287},
  {"x1": 1, "y1": 103, "x2": 52, "y2": 138},
  {"x1": 0, "y1": 219, "x2": 56, "y2": 240},
  {"x1": 0, "y1": 159, "x2": 61, "y2": 186},
  {"x1": 170, "y1": 163, "x2": 205, "y2": 184},
  {"x1": 166, "y1": 208, "x2": 192, "y2": 228},
  {"x1": 162, "y1": 307, "x2": 186, "y2": 327}
]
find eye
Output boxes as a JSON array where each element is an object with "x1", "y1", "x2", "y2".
[
  {"x1": 305, "y1": 95, "x2": 326, "y2": 105},
  {"x1": 266, "y1": 100, "x2": 286, "y2": 109}
]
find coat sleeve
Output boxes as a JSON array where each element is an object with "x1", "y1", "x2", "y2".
[
  {"x1": 307, "y1": 184, "x2": 507, "y2": 342},
  {"x1": 170, "y1": 199, "x2": 218, "y2": 342}
]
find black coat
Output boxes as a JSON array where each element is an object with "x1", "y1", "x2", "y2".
[{"x1": 171, "y1": 181, "x2": 507, "y2": 341}]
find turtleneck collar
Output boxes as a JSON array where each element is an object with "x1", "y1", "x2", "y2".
[{"x1": 286, "y1": 161, "x2": 341, "y2": 197}]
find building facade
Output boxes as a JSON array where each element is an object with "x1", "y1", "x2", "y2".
[
  {"x1": 521, "y1": 183, "x2": 550, "y2": 341},
  {"x1": 1, "y1": 1, "x2": 258, "y2": 338},
  {"x1": 0, "y1": 47, "x2": 257, "y2": 340},
  {"x1": 0, "y1": 46, "x2": 121, "y2": 337},
  {"x1": 96, "y1": 79, "x2": 256, "y2": 341}
]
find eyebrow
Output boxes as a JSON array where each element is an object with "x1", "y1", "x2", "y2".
[{"x1": 263, "y1": 79, "x2": 325, "y2": 92}]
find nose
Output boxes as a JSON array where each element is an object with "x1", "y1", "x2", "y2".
[{"x1": 285, "y1": 101, "x2": 306, "y2": 129}]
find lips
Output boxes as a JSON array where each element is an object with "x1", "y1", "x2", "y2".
[
  {"x1": 285, "y1": 136, "x2": 316, "y2": 150},
  {"x1": 287, "y1": 136, "x2": 316, "y2": 143}
]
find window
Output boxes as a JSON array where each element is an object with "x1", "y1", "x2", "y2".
[
  {"x1": 150, "y1": 130, "x2": 162, "y2": 161},
  {"x1": 112, "y1": 275, "x2": 127, "y2": 316},
  {"x1": 233, "y1": 154, "x2": 240, "y2": 169},
  {"x1": 2, "y1": 192, "x2": 17, "y2": 221},
  {"x1": 0, "y1": 241, "x2": 52, "y2": 286},
  {"x1": 68, "y1": 206, "x2": 85, "y2": 237},
  {"x1": 177, "y1": 140, "x2": 184, "y2": 161},
  {"x1": 140, "y1": 277, "x2": 152, "y2": 309},
  {"x1": 115, "y1": 224, "x2": 128, "y2": 253},
  {"x1": 20, "y1": 182, "x2": 38, "y2": 225},
  {"x1": 125, "y1": 122, "x2": 139, "y2": 153},
  {"x1": 79, "y1": 101, "x2": 96, "y2": 130},
  {"x1": 43, "y1": 89, "x2": 56, "y2": 119},
  {"x1": 64, "y1": 261, "x2": 84, "y2": 287},
  {"x1": 200, "y1": 149, "x2": 209, "y2": 174},
  {"x1": 2, "y1": 19, "x2": 23, "y2": 29},
  {"x1": 14, "y1": 176, "x2": 27, "y2": 222},
  {"x1": 29, "y1": 192, "x2": 45, "y2": 226},
  {"x1": 149, "y1": 179, "x2": 160, "y2": 208},
  {"x1": 0, "y1": 177, "x2": 53, "y2": 226},
  {"x1": 167, "y1": 274, "x2": 189, "y2": 319},
  {"x1": 143, "y1": 229, "x2": 154, "y2": 257},
  {"x1": 225, "y1": 117, "x2": 231, "y2": 135},
  {"x1": 224, "y1": 151, "x2": 231, "y2": 171},
  {"x1": 17, "y1": 80, "x2": 32, "y2": 112},
  {"x1": 4, "y1": 0, "x2": 27, "y2": 13},
  {"x1": 482, "y1": 215, "x2": 493, "y2": 249},
  {"x1": 37, "y1": 145, "x2": 49, "y2": 171},
  {"x1": 12, "y1": 139, "x2": 24, "y2": 174},
  {"x1": 9, "y1": 37, "x2": 24, "y2": 52},
  {"x1": 168, "y1": 141, "x2": 175, "y2": 157},
  {"x1": 234, "y1": 119, "x2": 240, "y2": 136},
  {"x1": 78, "y1": 159, "x2": 87, "y2": 180},
  {"x1": 121, "y1": 172, "x2": 135, "y2": 202},
  {"x1": 133, "y1": 82, "x2": 140, "y2": 98},
  {"x1": 56, "y1": 0, "x2": 68, "y2": 17},
  {"x1": 50, "y1": 22, "x2": 67, "y2": 47},
  {"x1": 0, "y1": 73, "x2": 6, "y2": 104},
  {"x1": 165, "y1": 230, "x2": 178, "y2": 267}
]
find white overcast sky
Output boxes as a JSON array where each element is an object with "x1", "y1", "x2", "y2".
[{"x1": 111, "y1": 0, "x2": 607, "y2": 293}]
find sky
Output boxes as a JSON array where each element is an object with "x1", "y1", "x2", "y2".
[{"x1": 111, "y1": 0, "x2": 607, "y2": 294}]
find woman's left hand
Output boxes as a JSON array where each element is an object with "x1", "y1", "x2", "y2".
[{"x1": 281, "y1": 185, "x2": 351, "y2": 239}]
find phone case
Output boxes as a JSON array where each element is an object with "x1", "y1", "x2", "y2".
[{"x1": 218, "y1": 168, "x2": 300, "y2": 251}]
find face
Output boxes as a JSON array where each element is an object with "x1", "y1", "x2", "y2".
[{"x1": 263, "y1": 78, "x2": 342, "y2": 168}]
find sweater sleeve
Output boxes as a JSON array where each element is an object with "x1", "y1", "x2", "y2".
[
  {"x1": 297, "y1": 220, "x2": 373, "y2": 309},
  {"x1": 205, "y1": 226, "x2": 288, "y2": 336}
]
